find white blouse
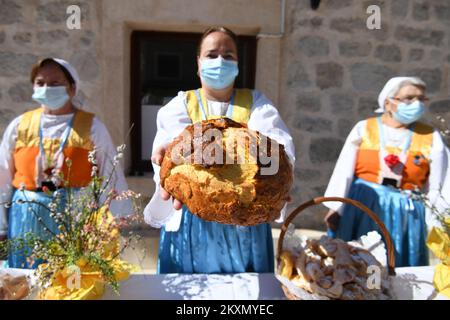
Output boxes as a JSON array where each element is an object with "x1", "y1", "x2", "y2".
[
  {"x1": 0, "y1": 111, "x2": 132, "y2": 236},
  {"x1": 143, "y1": 90, "x2": 296, "y2": 231},
  {"x1": 323, "y1": 119, "x2": 449, "y2": 228}
]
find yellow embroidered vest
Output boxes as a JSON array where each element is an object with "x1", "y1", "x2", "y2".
[
  {"x1": 185, "y1": 88, "x2": 253, "y2": 124},
  {"x1": 355, "y1": 117, "x2": 434, "y2": 190},
  {"x1": 13, "y1": 108, "x2": 94, "y2": 190}
]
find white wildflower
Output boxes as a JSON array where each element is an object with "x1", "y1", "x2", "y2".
[{"x1": 117, "y1": 144, "x2": 126, "y2": 153}]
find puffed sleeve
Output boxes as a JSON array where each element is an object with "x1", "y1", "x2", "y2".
[
  {"x1": 143, "y1": 92, "x2": 192, "y2": 230},
  {"x1": 436, "y1": 147, "x2": 450, "y2": 212},
  {"x1": 247, "y1": 90, "x2": 296, "y2": 222},
  {"x1": 90, "y1": 117, "x2": 133, "y2": 217},
  {"x1": 247, "y1": 90, "x2": 296, "y2": 164},
  {"x1": 0, "y1": 116, "x2": 22, "y2": 236},
  {"x1": 424, "y1": 130, "x2": 449, "y2": 228},
  {"x1": 323, "y1": 120, "x2": 367, "y2": 214}
]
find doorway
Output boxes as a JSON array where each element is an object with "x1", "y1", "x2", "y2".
[{"x1": 129, "y1": 30, "x2": 257, "y2": 175}]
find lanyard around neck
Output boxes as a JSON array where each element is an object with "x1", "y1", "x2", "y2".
[
  {"x1": 38, "y1": 112, "x2": 76, "y2": 166},
  {"x1": 376, "y1": 116, "x2": 414, "y2": 155},
  {"x1": 195, "y1": 89, "x2": 236, "y2": 120}
]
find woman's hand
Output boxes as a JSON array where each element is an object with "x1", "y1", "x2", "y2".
[
  {"x1": 151, "y1": 145, "x2": 183, "y2": 210},
  {"x1": 324, "y1": 210, "x2": 340, "y2": 231}
]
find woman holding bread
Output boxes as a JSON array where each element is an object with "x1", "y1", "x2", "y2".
[
  {"x1": 144, "y1": 26, "x2": 295, "y2": 274},
  {"x1": 323, "y1": 77, "x2": 449, "y2": 267}
]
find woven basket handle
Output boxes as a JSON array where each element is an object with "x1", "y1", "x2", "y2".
[{"x1": 277, "y1": 197, "x2": 396, "y2": 276}]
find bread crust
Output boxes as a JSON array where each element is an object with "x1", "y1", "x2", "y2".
[{"x1": 160, "y1": 118, "x2": 293, "y2": 226}]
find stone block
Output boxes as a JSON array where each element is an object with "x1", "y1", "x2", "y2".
[
  {"x1": 413, "y1": 1, "x2": 430, "y2": 21},
  {"x1": 296, "y1": 94, "x2": 321, "y2": 112},
  {"x1": 0, "y1": 52, "x2": 38, "y2": 77},
  {"x1": 37, "y1": 30, "x2": 69, "y2": 43},
  {"x1": 358, "y1": 97, "x2": 379, "y2": 118},
  {"x1": 391, "y1": 0, "x2": 410, "y2": 18},
  {"x1": 287, "y1": 63, "x2": 311, "y2": 88},
  {"x1": 410, "y1": 68, "x2": 442, "y2": 93},
  {"x1": 0, "y1": 0, "x2": 22, "y2": 25},
  {"x1": 296, "y1": 115, "x2": 333, "y2": 133},
  {"x1": 316, "y1": 62, "x2": 343, "y2": 89},
  {"x1": 374, "y1": 44, "x2": 402, "y2": 62},
  {"x1": 350, "y1": 63, "x2": 395, "y2": 92},
  {"x1": 394, "y1": 25, "x2": 444, "y2": 47},
  {"x1": 297, "y1": 36, "x2": 330, "y2": 57},
  {"x1": 13, "y1": 32, "x2": 32, "y2": 45},
  {"x1": 339, "y1": 41, "x2": 372, "y2": 57},
  {"x1": 330, "y1": 93, "x2": 354, "y2": 114},
  {"x1": 70, "y1": 52, "x2": 99, "y2": 81},
  {"x1": 8, "y1": 81, "x2": 32, "y2": 103},
  {"x1": 310, "y1": 137, "x2": 344, "y2": 163},
  {"x1": 409, "y1": 48, "x2": 424, "y2": 61},
  {"x1": 295, "y1": 168, "x2": 322, "y2": 182},
  {"x1": 430, "y1": 100, "x2": 450, "y2": 114}
]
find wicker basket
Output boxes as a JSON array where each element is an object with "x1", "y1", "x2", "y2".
[{"x1": 276, "y1": 196, "x2": 396, "y2": 300}]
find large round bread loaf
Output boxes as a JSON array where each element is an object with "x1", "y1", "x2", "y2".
[{"x1": 160, "y1": 118, "x2": 293, "y2": 226}]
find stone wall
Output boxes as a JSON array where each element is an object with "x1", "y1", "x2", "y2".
[
  {"x1": 280, "y1": 0, "x2": 450, "y2": 229},
  {"x1": 0, "y1": 0, "x2": 449, "y2": 231}
]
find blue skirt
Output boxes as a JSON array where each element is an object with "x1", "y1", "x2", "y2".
[
  {"x1": 330, "y1": 178, "x2": 428, "y2": 267},
  {"x1": 7, "y1": 189, "x2": 64, "y2": 269},
  {"x1": 158, "y1": 207, "x2": 274, "y2": 274}
]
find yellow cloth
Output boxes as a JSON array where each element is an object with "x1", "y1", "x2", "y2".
[
  {"x1": 360, "y1": 117, "x2": 434, "y2": 156},
  {"x1": 186, "y1": 88, "x2": 253, "y2": 123},
  {"x1": 38, "y1": 259, "x2": 137, "y2": 300},
  {"x1": 427, "y1": 225, "x2": 450, "y2": 265},
  {"x1": 433, "y1": 263, "x2": 450, "y2": 298},
  {"x1": 15, "y1": 107, "x2": 94, "y2": 150},
  {"x1": 38, "y1": 207, "x2": 139, "y2": 300},
  {"x1": 427, "y1": 218, "x2": 450, "y2": 298}
]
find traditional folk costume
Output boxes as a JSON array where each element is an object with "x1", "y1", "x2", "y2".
[
  {"x1": 325, "y1": 115, "x2": 448, "y2": 267},
  {"x1": 144, "y1": 89, "x2": 295, "y2": 273},
  {"x1": 0, "y1": 60, "x2": 130, "y2": 269}
]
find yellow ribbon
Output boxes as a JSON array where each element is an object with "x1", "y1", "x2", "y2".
[{"x1": 427, "y1": 219, "x2": 450, "y2": 298}]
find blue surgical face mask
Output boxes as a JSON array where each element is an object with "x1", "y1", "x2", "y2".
[
  {"x1": 200, "y1": 56, "x2": 239, "y2": 90},
  {"x1": 32, "y1": 86, "x2": 70, "y2": 110},
  {"x1": 392, "y1": 100, "x2": 425, "y2": 125}
]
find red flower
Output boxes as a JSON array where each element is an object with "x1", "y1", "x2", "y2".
[
  {"x1": 42, "y1": 186, "x2": 52, "y2": 195},
  {"x1": 384, "y1": 154, "x2": 401, "y2": 168}
]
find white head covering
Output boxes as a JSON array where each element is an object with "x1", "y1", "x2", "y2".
[
  {"x1": 40, "y1": 57, "x2": 84, "y2": 107},
  {"x1": 376, "y1": 76, "x2": 426, "y2": 113}
]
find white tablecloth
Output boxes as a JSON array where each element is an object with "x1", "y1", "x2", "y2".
[{"x1": 1, "y1": 266, "x2": 448, "y2": 300}]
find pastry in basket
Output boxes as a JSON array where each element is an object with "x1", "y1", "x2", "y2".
[
  {"x1": 160, "y1": 118, "x2": 293, "y2": 226},
  {"x1": 278, "y1": 236, "x2": 391, "y2": 300},
  {"x1": 0, "y1": 274, "x2": 30, "y2": 300}
]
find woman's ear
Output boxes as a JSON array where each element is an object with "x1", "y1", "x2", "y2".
[
  {"x1": 385, "y1": 98, "x2": 396, "y2": 114},
  {"x1": 197, "y1": 56, "x2": 201, "y2": 77},
  {"x1": 68, "y1": 84, "x2": 76, "y2": 98}
]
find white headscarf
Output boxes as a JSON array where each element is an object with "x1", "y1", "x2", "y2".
[
  {"x1": 41, "y1": 58, "x2": 85, "y2": 108},
  {"x1": 376, "y1": 76, "x2": 426, "y2": 113}
]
